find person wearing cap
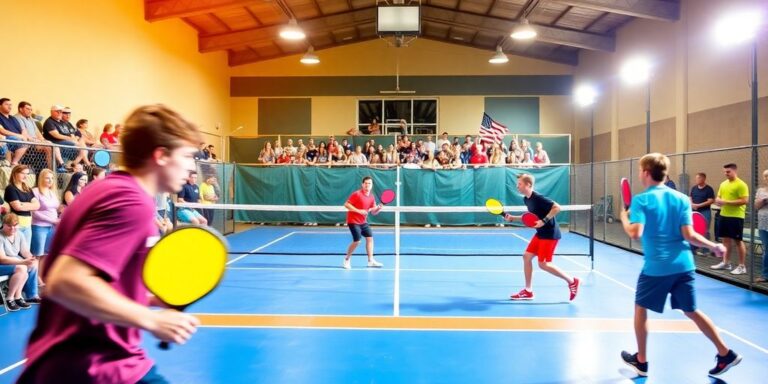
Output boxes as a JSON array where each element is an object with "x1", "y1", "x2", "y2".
[
  {"x1": 0, "y1": 98, "x2": 30, "y2": 166},
  {"x1": 43, "y1": 106, "x2": 89, "y2": 170},
  {"x1": 14, "y1": 101, "x2": 63, "y2": 170}
]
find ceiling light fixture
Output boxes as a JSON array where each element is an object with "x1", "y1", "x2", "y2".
[
  {"x1": 300, "y1": 46, "x2": 319, "y2": 64},
  {"x1": 511, "y1": 19, "x2": 537, "y2": 40},
  {"x1": 488, "y1": 46, "x2": 509, "y2": 64},
  {"x1": 280, "y1": 19, "x2": 306, "y2": 40}
]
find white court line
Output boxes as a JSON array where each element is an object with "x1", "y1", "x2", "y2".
[
  {"x1": 0, "y1": 358, "x2": 26, "y2": 376},
  {"x1": 227, "y1": 232, "x2": 295, "y2": 265},
  {"x1": 294, "y1": 231, "x2": 530, "y2": 236},
  {"x1": 561, "y1": 256, "x2": 768, "y2": 355},
  {"x1": 226, "y1": 267, "x2": 589, "y2": 273}
]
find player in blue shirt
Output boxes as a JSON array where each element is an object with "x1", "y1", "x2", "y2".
[{"x1": 619, "y1": 153, "x2": 741, "y2": 378}]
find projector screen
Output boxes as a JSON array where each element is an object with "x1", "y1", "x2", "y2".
[{"x1": 377, "y1": 6, "x2": 421, "y2": 35}]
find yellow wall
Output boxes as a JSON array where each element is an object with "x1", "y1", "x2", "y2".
[
  {"x1": 4, "y1": 0, "x2": 230, "y2": 139},
  {"x1": 574, "y1": 0, "x2": 768, "y2": 161}
]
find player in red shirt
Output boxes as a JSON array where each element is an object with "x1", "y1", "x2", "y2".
[{"x1": 343, "y1": 176, "x2": 383, "y2": 269}]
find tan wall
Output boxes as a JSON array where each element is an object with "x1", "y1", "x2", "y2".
[
  {"x1": 229, "y1": 39, "x2": 575, "y2": 137},
  {"x1": 575, "y1": 0, "x2": 768, "y2": 162},
  {"x1": 3, "y1": 1, "x2": 230, "y2": 139},
  {"x1": 229, "y1": 39, "x2": 573, "y2": 76},
  {"x1": 618, "y1": 118, "x2": 677, "y2": 159}
]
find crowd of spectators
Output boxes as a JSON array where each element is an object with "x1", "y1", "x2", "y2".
[{"x1": 257, "y1": 133, "x2": 553, "y2": 169}]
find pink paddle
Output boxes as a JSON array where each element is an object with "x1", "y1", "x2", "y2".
[
  {"x1": 692, "y1": 212, "x2": 707, "y2": 236},
  {"x1": 620, "y1": 178, "x2": 632, "y2": 210},
  {"x1": 380, "y1": 189, "x2": 395, "y2": 205}
]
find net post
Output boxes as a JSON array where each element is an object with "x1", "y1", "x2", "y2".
[
  {"x1": 589, "y1": 205, "x2": 595, "y2": 270},
  {"x1": 393, "y1": 166, "x2": 401, "y2": 317}
]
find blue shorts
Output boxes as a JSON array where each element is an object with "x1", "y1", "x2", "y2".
[
  {"x1": 348, "y1": 223, "x2": 372, "y2": 242},
  {"x1": 6, "y1": 136, "x2": 28, "y2": 152},
  {"x1": 0, "y1": 265, "x2": 17, "y2": 275},
  {"x1": 636, "y1": 271, "x2": 697, "y2": 313},
  {"x1": 177, "y1": 208, "x2": 204, "y2": 223},
  {"x1": 136, "y1": 365, "x2": 169, "y2": 384}
]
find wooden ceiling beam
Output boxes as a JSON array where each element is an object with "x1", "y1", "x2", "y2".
[
  {"x1": 145, "y1": 0, "x2": 258, "y2": 22},
  {"x1": 548, "y1": 0, "x2": 680, "y2": 22},
  {"x1": 421, "y1": 36, "x2": 578, "y2": 66},
  {"x1": 423, "y1": 5, "x2": 615, "y2": 52},
  {"x1": 229, "y1": 36, "x2": 380, "y2": 66},
  {"x1": 199, "y1": 7, "x2": 376, "y2": 52}
]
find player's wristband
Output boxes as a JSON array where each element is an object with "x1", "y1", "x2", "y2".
[{"x1": 542, "y1": 217, "x2": 551, "y2": 224}]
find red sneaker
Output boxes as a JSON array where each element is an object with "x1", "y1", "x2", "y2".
[
  {"x1": 510, "y1": 289, "x2": 534, "y2": 300},
  {"x1": 569, "y1": 277, "x2": 580, "y2": 301}
]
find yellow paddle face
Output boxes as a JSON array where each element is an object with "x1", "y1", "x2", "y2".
[
  {"x1": 485, "y1": 198, "x2": 504, "y2": 215},
  {"x1": 143, "y1": 227, "x2": 228, "y2": 307}
]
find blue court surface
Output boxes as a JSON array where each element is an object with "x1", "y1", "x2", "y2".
[{"x1": 0, "y1": 226, "x2": 766, "y2": 383}]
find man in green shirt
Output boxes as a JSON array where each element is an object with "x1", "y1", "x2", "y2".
[{"x1": 711, "y1": 163, "x2": 749, "y2": 274}]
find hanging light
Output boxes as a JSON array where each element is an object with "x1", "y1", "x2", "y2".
[
  {"x1": 511, "y1": 19, "x2": 537, "y2": 40},
  {"x1": 300, "y1": 46, "x2": 319, "y2": 64},
  {"x1": 280, "y1": 19, "x2": 305, "y2": 40},
  {"x1": 488, "y1": 46, "x2": 509, "y2": 64}
]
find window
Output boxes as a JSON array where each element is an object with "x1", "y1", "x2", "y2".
[{"x1": 358, "y1": 98, "x2": 438, "y2": 135}]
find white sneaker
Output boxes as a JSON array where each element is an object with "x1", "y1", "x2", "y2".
[
  {"x1": 367, "y1": 259, "x2": 383, "y2": 268},
  {"x1": 711, "y1": 262, "x2": 732, "y2": 270},
  {"x1": 424, "y1": 224, "x2": 431, "y2": 228},
  {"x1": 342, "y1": 259, "x2": 351, "y2": 270},
  {"x1": 436, "y1": 224, "x2": 441, "y2": 228},
  {"x1": 730, "y1": 265, "x2": 747, "y2": 275}
]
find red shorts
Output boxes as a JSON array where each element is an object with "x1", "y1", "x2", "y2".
[{"x1": 525, "y1": 235, "x2": 559, "y2": 262}]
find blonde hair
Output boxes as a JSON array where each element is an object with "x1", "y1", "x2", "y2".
[
  {"x1": 36, "y1": 168, "x2": 57, "y2": 194},
  {"x1": 120, "y1": 105, "x2": 202, "y2": 169},
  {"x1": 639, "y1": 153, "x2": 669, "y2": 182},
  {"x1": 2, "y1": 213, "x2": 18, "y2": 226}
]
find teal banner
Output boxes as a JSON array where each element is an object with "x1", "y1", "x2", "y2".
[{"x1": 235, "y1": 166, "x2": 571, "y2": 225}]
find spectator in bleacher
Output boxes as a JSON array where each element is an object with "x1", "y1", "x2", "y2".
[
  {"x1": 471, "y1": 136, "x2": 485, "y2": 157},
  {"x1": 460, "y1": 143, "x2": 471, "y2": 164},
  {"x1": 14, "y1": 101, "x2": 63, "y2": 170},
  {"x1": 365, "y1": 145, "x2": 376, "y2": 161},
  {"x1": 76, "y1": 119, "x2": 100, "y2": 148},
  {"x1": 205, "y1": 145, "x2": 218, "y2": 161},
  {"x1": 285, "y1": 139, "x2": 297, "y2": 156},
  {"x1": 100, "y1": 123, "x2": 119, "y2": 149},
  {"x1": 489, "y1": 143, "x2": 506, "y2": 165},
  {"x1": 200, "y1": 175, "x2": 218, "y2": 224},
  {"x1": 533, "y1": 142, "x2": 551, "y2": 165},
  {"x1": 664, "y1": 175, "x2": 677, "y2": 190},
  {"x1": 293, "y1": 148, "x2": 308, "y2": 165},
  {"x1": 43, "y1": 106, "x2": 83, "y2": 166},
  {"x1": 273, "y1": 139, "x2": 283, "y2": 157},
  {"x1": 397, "y1": 119, "x2": 407, "y2": 135},
  {"x1": 90, "y1": 167, "x2": 107, "y2": 182},
  {"x1": 340, "y1": 139, "x2": 353, "y2": 154},
  {"x1": 306, "y1": 140, "x2": 318, "y2": 162},
  {"x1": 520, "y1": 151, "x2": 534, "y2": 167},
  {"x1": 399, "y1": 135, "x2": 411, "y2": 152},
  {"x1": 367, "y1": 118, "x2": 380, "y2": 135},
  {"x1": 436, "y1": 132, "x2": 450, "y2": 150},
  {"x1": 0, "y1": 213, "x2": 40, "y2": 311},
  {"x1": 62, "y1": 172, "x2": 87, "y2": 207},
  {"x1": 0, "y1": 98, "x2": 30, "y2": 166},
  {"x1": 61, "y1": 108, "x2": 91, "y2": 168},
  {"x1": 31, "y1": 169, "x2": 59, "y2": 273},
  {"x1": 690, "y1": 172, "x2": 715, "y2": 255},
  {"x1": 154, "y1": 193, "x2": 173, "y2": 235},
  {"x1": 327, "y1": 135, "x2": 338, "y2": 154},
  {"x1": 113, "y1": 123, "x2": 122, "y2": 138},
  {"x1": 275, "y1": 150, "x2": 291, "y2": 164},
  {"x1": 296, "y1": 139, "x2": 306, "y2": 153},
  {"x1": 712, "y1": 163, "x2": 749, "y2": 274},
  {"x1": 755, "y1": 169, "x2": 768, "y2": 283},
  {"x1": 422, "y1": 150, "x2": 439, "y2": 170},
  {"x1": 194, "y1": 142, "x2": 209, "y2": 161},
  {"x1": 425, "y1": 135, "x2": 436, "y2": 155},
  {"x1": 177, "y1": 171, "x2": 207, "y2": 226},
  {"x1": 5, "y1": 165, "x2": 39, "y2": 248},
  {"x1": 330, "y1": 143, "x2": 345, "y2": 163},
  {"x1": 509, "y1": 139, "x2": 524, "y2": 163},
  {"x1": 436, "y1": 150, "x2": 451, "y2": 169},
  {"x1": 348, "y1": 146, "x2": 368, "y2": 165},
  {"x1": 313, "y1": 143, "x2": 329, "y2": 165},
  {"x1": 258, "y1": 141, "x2": 276, "y2": 164},
  {"x1": 346, "y1": 125, "x2": 361, "y2": 136},
  {"x1": 382, "y1": 144, "x2": 398, "y2": 165}
]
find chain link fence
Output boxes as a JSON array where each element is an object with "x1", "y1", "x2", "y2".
[{"x1": 571, "y1": 145, "x2": 768, "y2": 293}]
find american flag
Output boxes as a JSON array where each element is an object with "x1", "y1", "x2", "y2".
[{"x1": 479, "y1": 113, "x2": 509, "y2": 145}]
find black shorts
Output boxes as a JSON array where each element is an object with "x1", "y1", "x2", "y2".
[
  {"x1": 348, "y1": 223, "x2": 372, "y2": 242},
  {"x1": 635, "y1": 271, "x2": 697, "y2": 313},
  {"x1": 716, "y1": 216, "x2": 744, "y2": 240}
]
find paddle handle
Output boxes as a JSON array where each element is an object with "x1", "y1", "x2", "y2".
[{"x1": 157, "y1": 304, "x2": 188, "y2": 351}]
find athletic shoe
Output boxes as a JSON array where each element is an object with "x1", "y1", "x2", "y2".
[
  {"x1": 710, "y1": 262, "x2": 732, "y2": 270},
  {"x1": 424, "y1": 224, "x2": 431, "y2": 228},
  {"x1": 568, "y1": 278, "x2": 580, "y2": 301},
  {"x1": 510, "y1": 289, "x2": 534, "y2": 300},
  {"x1": 709, "y1": 349, "x2": 742, "y2": 376},
  {"x1": 730, "y1": 265, "x2": 747, "y2": 275},
  {"x1": 621, "y1": 351, "x2": 648, "y2": 377},
  {"x1": 342, "y1": 259, "x2": 351, "y2": 270},
  {"x1": 25, "y1": 297, "x2": 42, "y2": 304},
  {"x1": 435, "y1": 224, "x2": 441, "y2": 228},
  {"x1": 6, "y1": 300, "x2": 19, "y2": 312},
  {"x1": 367, "y1": 259, "x2": 383, "y2": 268},
  {"x1": 15, "y1": 299, "x2": 31, "y2": 309}
]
